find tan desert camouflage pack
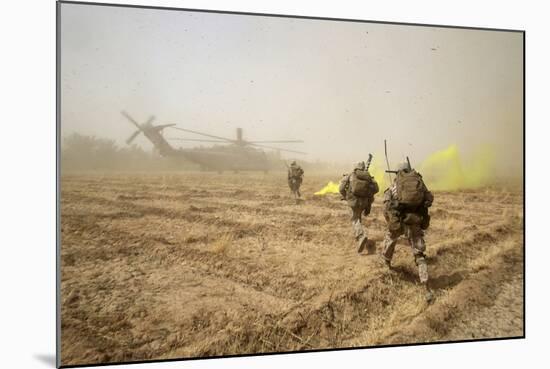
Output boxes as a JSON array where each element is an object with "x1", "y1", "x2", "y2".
[
  {"x1": 350, "y1": 170, "x2": 376, "y2": 197},
  {"x1": 395, "y1": 170, "x2": 426, "y2": 207}
]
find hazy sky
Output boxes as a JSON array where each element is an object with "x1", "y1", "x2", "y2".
[{"x1": 60, "y1": 3, "x2": 523, "y2": 170}]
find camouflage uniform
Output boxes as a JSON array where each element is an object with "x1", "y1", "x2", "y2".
[
  {"x1": 381, "y1": 169, "x2": 434, "y2": 284},
  {"x1": 288, "y1": 161, "x2": 304, "y2": 198},
  {"x1": 339, "y1": 162, "x2": 379, "y2": 249}
]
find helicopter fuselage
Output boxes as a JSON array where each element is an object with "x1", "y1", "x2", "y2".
[{"x1": 122, "y1": 111, "x2": 301, "y2": 172}]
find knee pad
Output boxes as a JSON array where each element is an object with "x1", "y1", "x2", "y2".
[
  {"x1": 410, "y1": 234, "x2": 426, "y2": 253},
  {"x1": 415, "y1": 253, "x2": 427, "y2": 266}
]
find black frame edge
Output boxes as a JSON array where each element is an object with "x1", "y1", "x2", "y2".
[{"x1": 56, "y1": 1, "x2": 62, "y2": 368}]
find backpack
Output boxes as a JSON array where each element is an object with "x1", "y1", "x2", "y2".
[
  {"x1": 289, "y1": 166, "x2": 303, "y2": 178},
  {"x1": 395, "y1": 170, "x2": 426, "y2": 207},
  {"x1": 350, "y1": 170, "x2": 375, "y2": 197}
]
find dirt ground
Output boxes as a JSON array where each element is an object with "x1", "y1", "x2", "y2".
[{"x1": 60, "y1": 172, "x2": 524, "y2": 366}]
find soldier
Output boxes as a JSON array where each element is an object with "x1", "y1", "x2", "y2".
[
  {"x1": 287, "y1": 160, "x2": 304, "y2": 201},
  {"x1": 339, "y1": 161, "x2": 379, "y2": 253},
  {"x1": 381, "y1": 162, "x2": 434, "y2": 301}
]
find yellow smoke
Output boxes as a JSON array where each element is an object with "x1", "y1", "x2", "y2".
[
  {"x1": 313, "y1": 144, "x2": 495, "y2": 194},
  {"x1": 419, "y1": 144, "x2": 495, "y2": 191},
  {"x1": 314, "y1": 181, "x2": 340, "y2": 195},
  {"x1": 369, "y1": 156, "x2": 390, "y2": 191}
]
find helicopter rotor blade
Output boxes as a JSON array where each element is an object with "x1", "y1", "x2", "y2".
[
  {"x1": 153, "y1": 124, "x2": 177, "y2": 132},
  {"x1": 167, "y1": 138, "x2": 228, "y2": 143},
  {"x1": 247, "y1": 140, "x2": 304, "y2": 144},
  {"x1": 168, "y1": 126, "x2": 236, "y2": 143},
  {"x1": 248, "y1": 142, "x2": 307, "y2": 155},
  {"x1": 121, "y1": 111, "x2": 142, "y2": 130},
  {"x1": 126, "y1": 130, "x2": 141, "y2": 145}
]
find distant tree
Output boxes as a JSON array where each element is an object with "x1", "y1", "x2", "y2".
[
  {"x1": 118, "y1": 143, "x2": 156, "y2": 170},
  {"x1": 61, "y1": 132, "x2": 197, "y2": 171},
  {"x1": 62, "y1": 133, "x2": 120, "y2": 170}
]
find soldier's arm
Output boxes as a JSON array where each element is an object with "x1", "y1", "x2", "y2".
[
  {"x1": 339, "y1": 175, "x2": 350, "y2": 197},
  {"x1": 424, "y1": 190, "x2": 434, "y2": 208},
  {"x1": 384, "y1": 183, "x2": 398, "y2": 211},
  {"x1": 383, "y1": 188, "x2": 392, "y2": 202},
  {"x1": 371, "y1": 177, "x2": 380, "y2": 195},
  {"x1": 422, "y1": 181, "x2": 434, "y2": 207}
]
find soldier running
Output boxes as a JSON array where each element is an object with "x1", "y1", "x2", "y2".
[
  {"x1": 381, "y1": 162, "x2": 434, "y2": 301},
  {"x1": 339, "y1": 157, "x2": 379, "y2": 254},
  {"x1": 287, "y1": 161, "x2": 304, "y2": 202}
]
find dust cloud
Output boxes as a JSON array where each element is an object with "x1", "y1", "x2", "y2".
[{"x1": 60, "y1": 3, "x2": 523, "y2": 188}]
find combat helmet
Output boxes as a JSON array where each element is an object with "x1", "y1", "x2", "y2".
[
  {"x1": 397, "y1": 162, "x2": 410, "y2": 172},
  {"x1": 354, "y1": 161, "x2": 366, "y2": 171}
]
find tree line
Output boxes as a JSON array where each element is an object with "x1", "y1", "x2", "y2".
[{"x1": 61, "y1": 133, "x2": 195, "y2": 171}]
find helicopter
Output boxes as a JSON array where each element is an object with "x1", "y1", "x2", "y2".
[{"x1": 121, "y1": 111, "x2": 306, "y2": 172}]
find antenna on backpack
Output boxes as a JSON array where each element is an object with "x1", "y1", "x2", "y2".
[
  {"x1": 384, "y1": 139, "x2": 393, "y2": 183},
  {"x1": 406, "y1": 156, "x2": 412, "y2": 171}
]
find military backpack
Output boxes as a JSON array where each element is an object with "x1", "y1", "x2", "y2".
[
  {"x1": 395, "y1": 170, "x2": 426, "y2": 207},
  {"x1": 289, "y1": 166, "x2": 303, "y2": 178},
  {"x1": 350, "y1": 170, "x2": 376, "y2": 197}
]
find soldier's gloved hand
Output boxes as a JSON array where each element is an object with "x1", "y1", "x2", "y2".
[{"x1": 424, "y1": 200, "x2": 432, "y2": 208}]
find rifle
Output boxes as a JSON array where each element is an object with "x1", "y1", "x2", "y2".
[{"x1": 365, "y1": 153, "x2": 373, "y2": 171}]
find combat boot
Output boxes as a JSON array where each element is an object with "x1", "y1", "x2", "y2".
[
  {"x1": 366, "y1": 239, "x2": 376, "y2": 255},
  {"x1": 418, "y1": 261, "x2": 428, "y2": 284},
  {"x1": 378, "y1": 253, "x2": 391, "y2": 269},
  {"x1": 417, "y1": 262, "x2": 433, "y2": 303},
  {"x1": 357, "y1": 235, "x2": 369, "y2": 253},
  {"x1": 424, "y1": 285, "x2": 434, "y2": 303}
]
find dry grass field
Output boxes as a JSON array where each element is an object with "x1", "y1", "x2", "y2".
[{"x1": 60, "y1": 172, "x2": 524, "y2": 366}]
